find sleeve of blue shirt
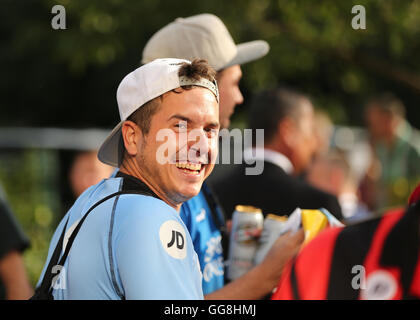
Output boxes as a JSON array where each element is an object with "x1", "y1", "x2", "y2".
[{"x1": 113, "y1": 195, "x2": 203, "y2": 300}]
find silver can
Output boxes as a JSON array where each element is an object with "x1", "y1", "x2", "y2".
[
  {"x1": 254, "y1": 214, "x2": 288, "y2": 265},
  {"x1": 227, "y1": 205, "x2": 264, "y2": 281}
]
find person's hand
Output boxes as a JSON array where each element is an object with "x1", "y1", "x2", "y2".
[
  {"x1": 205, "y1": 229, "x2": 304, "y2": 300},
  {"x1": 259, "y1": 229, "x2": 305, "y2": 287}
]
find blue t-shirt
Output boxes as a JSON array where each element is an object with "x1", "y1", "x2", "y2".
[
  {"x1": 37, "y1": 176, "x2": 203, "y2": 300},
  {"x1": 180, "y1": 183, "x2": 224, "y2": 295}
]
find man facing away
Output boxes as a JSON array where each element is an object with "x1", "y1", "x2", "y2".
[
  {"x1": 36, "y1": 58, "x2": 220, "y2": 299},
  {"x1": 142, "y1": 14, "x2": 304, "y2": 299},
  {"x1": 214, "y1": 87, "x2": 343, "y2": 220}
]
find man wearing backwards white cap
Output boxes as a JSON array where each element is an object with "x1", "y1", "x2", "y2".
[
  {"x1": 35, "y1": 58, "x2": 219, "y2": 299},
  {"x1": 142, "y1": 14, "x2": 304, "y2": 299}
]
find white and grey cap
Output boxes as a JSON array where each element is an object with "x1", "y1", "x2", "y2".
[
  {"x1": 142, "y1": 13, "x2": 270, "y2": 71},
  {"x1": 98, "y1": 58, "x2": 219, "y2": 167}
]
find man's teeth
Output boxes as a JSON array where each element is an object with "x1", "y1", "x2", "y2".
[{"x1": 175, "y1": 162, "x2": 202, "y2": 171}]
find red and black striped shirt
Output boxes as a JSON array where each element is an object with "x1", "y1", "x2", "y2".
[{"x1": 272, "y1": 200, "x2": 420, "y2": 300}]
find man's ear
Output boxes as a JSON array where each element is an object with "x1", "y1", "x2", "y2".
[{"x1": 121, "y1": 120, "x2": 142, "y2": 157}]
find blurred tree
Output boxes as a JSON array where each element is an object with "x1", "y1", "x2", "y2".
[
  {"x1": 1, "y1": 0, "x2": 420, "y2": 129},
  {"x1": 0, "y1": 150, "x2": 60, "y2": 286}
]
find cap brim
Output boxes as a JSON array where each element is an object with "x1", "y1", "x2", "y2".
[
  {"x1": 222, "y1": 40, "x2": 270, "y2": 70},
  {"x1": 97, "y1": 121, "x2": 124, "y2": 167}
]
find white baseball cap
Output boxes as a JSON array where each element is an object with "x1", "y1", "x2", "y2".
[
  {"x1": 98, "y1": 58, "x2": 219, "y2": 167},
  {"x1": 142, "y1": 13, "x2": 269, "y2": 71}
]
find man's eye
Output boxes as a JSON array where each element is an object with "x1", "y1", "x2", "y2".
[
  {"x1": 175, "y1": 123, "x2": 187, "y2": 130},
  {"x1": 206, "y1": 128, "x2": 219, "y2": 137}
]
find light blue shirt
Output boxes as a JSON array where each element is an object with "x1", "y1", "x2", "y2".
[{"x1": 37, "y1": 176, "x2": 203, "y2": 300}]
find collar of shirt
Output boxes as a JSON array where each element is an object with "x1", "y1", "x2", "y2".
[
  {"x1": 115, "y1": 171, "x2": 160, "y2": 200},
  {"x1": 243, "y1": 147, "x2": 294, "y2": 175},
  {"x1": 338, "y1": 192, "x2": 359, "y2": 219}
]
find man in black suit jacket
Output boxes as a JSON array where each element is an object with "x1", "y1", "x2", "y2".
[{"x1": 213, "y1": 87, "x2": 343, "y2": 221}]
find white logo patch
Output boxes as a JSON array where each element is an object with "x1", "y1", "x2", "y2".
[
  {"x1": 196, "y1": 209, "x2": 206, "y2": 223},
  {"x1": 361, "y1": 270, "x2": 398, "y2": 300},
  {"x1": 159, "y1": 220, "x2": 187, "y2": 259},
  {"x1": 202, "y1": 235, "x2": 224, "y2": 282}
]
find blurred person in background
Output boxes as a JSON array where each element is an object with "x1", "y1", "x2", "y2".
[
  {"x1": 215, "y1": 87, "x2": 343, "y2": 220},
  {"x1": 69, "y1": 151, "x2": 114, "y2": 198},
  {"x1": 294, "y1": 109, "x2": 334, "y2": 182},
  {"x1": 59, "y1": 150, "x2": 115, "y2": 219},
  {"x1": 0, "y1": 184, "x2": 33, "y2": 299},
  {"x1": 142, "y1": 13, "x2": 304, "y2": 299},
  {"x1": 313, "y1": 109, "x2": 334, "y2": 158},
  {"x1": 361, "y1": 93, "x2": 420, "y2": 211},
  {"x1": 307, "y1": 149, "x2": 372, "y2": 223}
]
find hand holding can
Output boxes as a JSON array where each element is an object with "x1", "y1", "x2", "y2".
[{"x1": 227, "y1": 205, "x2": 264, "y2": 281}]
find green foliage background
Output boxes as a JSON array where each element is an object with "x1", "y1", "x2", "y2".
[
  {"x1": 2, "y1": 0, "x2": 420, "y2": 129},
  {"x1": 1, "y1": 0, "x2": 420, "y2": 286},
  {"x1": 0, "y1": 150, "x2": 60, "y2": 286}
]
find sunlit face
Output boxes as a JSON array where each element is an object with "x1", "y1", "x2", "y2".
[
  {"x1": 217, "y1": 65, "x2": 244, "y2": 129},
  {"x1": 137, "y1": 87, "x2": 219, "y2": 205},
  {"x1": 290, "y1": 100, "x2": 317, "y2": 174}
]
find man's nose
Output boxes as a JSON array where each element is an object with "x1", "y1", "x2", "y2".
[
  {"x1": 236, "y1": 88, "x2": 244, "y2": 105},
  {"x1": 188, "y1": 129, "x2": 210, "y2": 162}
]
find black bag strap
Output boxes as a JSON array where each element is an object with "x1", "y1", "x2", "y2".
[
  {"x1": 31, "y1": 217, "x2": 69, "y2": 299},
  {"x1": 201, "y1": 182, "x2": 226, "y2": 234},
  {"x1": 31, "y1": 189, "x2": 145, "y2": 299}
]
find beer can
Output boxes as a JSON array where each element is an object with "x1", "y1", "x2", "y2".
[
  {"x1": 254, "y1": 214, "x2": 288, "y2": 265},
  {"x1": 227, "y1": 205, "x2": 264, "y2": 281}
]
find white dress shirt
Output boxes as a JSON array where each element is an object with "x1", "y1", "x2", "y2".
[{"x1": 243, "y1": 147, "x2": 294, "y2": 175}]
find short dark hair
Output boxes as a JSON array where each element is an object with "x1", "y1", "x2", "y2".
[
  {"x1": 248, "y1": 87, "x2": 310, "y2": 144},
  {"x1": 178, "y1": 58, "x2": 216, "y2": 82},
  {"x1": 366, "y1": 92, "x2": 406, "y2": 118},
  {"x1": 126, "y1": 97, "x2": 161, "y2": 136}
]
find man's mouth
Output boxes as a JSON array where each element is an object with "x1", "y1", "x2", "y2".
[{"x1": 175, "y1": 162, "x2": 203, "y2": 175}]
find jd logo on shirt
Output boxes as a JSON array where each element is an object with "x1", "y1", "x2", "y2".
[
  {"x1": 167, "y1": 230, "x2": 184, "y2": 249},
  {"x1": 159, "y1": 220, "x2": 187, "y2": 259}
]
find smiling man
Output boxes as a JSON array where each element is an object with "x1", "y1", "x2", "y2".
[
  {"x1": 142, "y1": 14, "x2": 304, "y2": 299},
  {"x1": 35, "y1": 58, "x2": 219, "y2": 299}
]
